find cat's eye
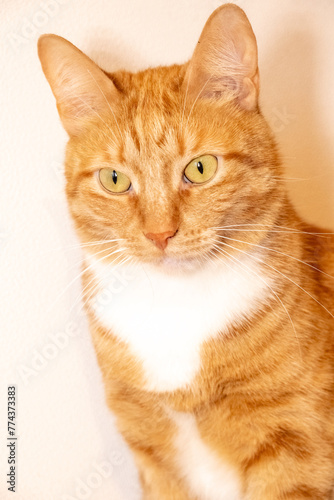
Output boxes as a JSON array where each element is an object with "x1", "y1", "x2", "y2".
[
  {"x1": 184, "y1": 155, "x2": 218, "y2": 184},
  {"x1": 98, "y1": 168, "x2": 131, "y2": 194}
]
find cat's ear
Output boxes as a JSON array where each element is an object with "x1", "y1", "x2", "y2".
[
  {"x1": 183, "y1": 4, "x2": 259, "y2": 111},
  {"x1": 38, "y1": 35, "x2": 118, "y2": 136}
]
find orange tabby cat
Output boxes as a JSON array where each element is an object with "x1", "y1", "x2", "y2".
[{"x1": 38, "y1": 4, "x2": 334, "y2": 499}]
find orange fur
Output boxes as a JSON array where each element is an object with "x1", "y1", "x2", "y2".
[{"x1": 38, "y1": 4, "x2": 334, "y2": 499}]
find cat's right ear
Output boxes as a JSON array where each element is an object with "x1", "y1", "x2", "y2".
[{"x1": 38, "y1": 35, "x2": 118, "y2": 136}]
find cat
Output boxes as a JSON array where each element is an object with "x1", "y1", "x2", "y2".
[{"x1": 38, "y1": 3, "x2": 334, "y2": 499}]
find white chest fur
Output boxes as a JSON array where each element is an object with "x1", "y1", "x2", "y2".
[
  {"x1": 170, "y1": 410, "x2": 242, "y2": 500},
  {"x1": 87, "y1": 255, "x2": 269, "y2": 392}
]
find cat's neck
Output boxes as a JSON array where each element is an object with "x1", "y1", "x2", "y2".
[{"x1": 83, "y1": 246, "x2": 272, "y2": 393}]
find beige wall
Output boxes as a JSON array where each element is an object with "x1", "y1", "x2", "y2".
[{"x1": 1, "y1": 1, "x2": 333, "y2": 499}]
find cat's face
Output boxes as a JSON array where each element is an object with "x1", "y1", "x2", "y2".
[
  {"x1": 38, "y1": 4, "x2": 284, "y2": 271},
  {"x1": 65, "y1": 70, "x2": 280, "y2": 270}
]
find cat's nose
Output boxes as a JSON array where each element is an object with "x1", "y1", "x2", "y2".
[{"x1": 144, "y1": 229, "x2": 178, "y2": 250}]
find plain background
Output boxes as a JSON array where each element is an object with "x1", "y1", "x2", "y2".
[{"x1": 1, "y1": 0, "x2": 334, "y2": 499}]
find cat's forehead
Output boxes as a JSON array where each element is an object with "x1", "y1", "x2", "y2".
[
  {"x1": 123, "y1": 68, "x2": 185, "y2": 145},
  {"x1": 95, "y1": 66, "x2": 246, "y2": 176},
  {"x1": 118, "y1": 64, "x2": 185, "y2": 113},
  {"x1": 105, "y1": 66, "x2": 195, "y2": 168}
]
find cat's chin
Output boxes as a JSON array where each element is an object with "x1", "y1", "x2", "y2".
[{"x1": 150, "y1": 255, "x2": 211, "y2": 274}]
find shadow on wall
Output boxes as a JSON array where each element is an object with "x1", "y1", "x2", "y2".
[{"x1": 261, "y1": 18, "x2": 334, "y2": 229}]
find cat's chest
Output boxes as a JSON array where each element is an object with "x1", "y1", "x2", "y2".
[{"x1": 87, "y1": 256, "x2": 268, "y2": 392}]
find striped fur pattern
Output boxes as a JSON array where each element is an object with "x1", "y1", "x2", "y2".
[{"x1": 38, "y1": 4, "x2": 334, "y2": 499}]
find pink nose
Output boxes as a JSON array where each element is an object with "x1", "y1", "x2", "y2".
[{"x1": 144, "y1": 230, "x2": 177, "y2": 250}]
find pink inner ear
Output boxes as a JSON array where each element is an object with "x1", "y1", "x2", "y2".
[{"x1": 183, "y1": 4, "x2": 259, "y2": 111}]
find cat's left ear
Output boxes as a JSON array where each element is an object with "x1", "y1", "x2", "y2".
[{"x1": 183, "y1": 4, "x2": 259, "y2": 111}]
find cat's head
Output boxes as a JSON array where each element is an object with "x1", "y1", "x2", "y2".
[{"x1": 38, "y1": 4, "x2": 283, "y2": 272}]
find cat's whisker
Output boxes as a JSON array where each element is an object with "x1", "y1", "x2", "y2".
[
  {"x1": 190, "y1": 248, "x2": 213, "y2": 270},
  {"x1": 74, "y1": 250, "x2": 130, "y2": 317},
  {"x1": 211, "y1": 243, "x2": 293, "y2": 361},
  {"x1": 272, "y1": 177, "x2": 317, "y2": 183},
  {"x1": 214, "y1": 239, "x2": 334, "y2": 322},
  {"x1": 70, "y1": 249, "x2": 127, "y2": 313},
  {"x1": 39, "y1": 238, "x2": 125, "y2": 256},
  {"x1": 212, "y1": 226, "x2": 299, "y2": 233},
  {"x1": 206, "y1": 246, "x2": 262, "y2": 350},
  {"x1": 69, "y1": 252, "x2": 134, "y2": 321},
  {"x1": 212, "y1": 233, "x2": 334, "y2": 280},
  {"x1": 41, "y1": 246, "x2": 126, "y2": 323},
  {"x1": 272, "y1": 173, "x2": 329, "y2": 182},
  {"x1": 80, "y1": 238, "x2": 124, "y2": 247},
  {"x1": 54, "y1": 244, "x2": 125, "y2": 285},
  {"x1": 211, "y1": 242, "x2": 302, "y2": 358},
  {"x1": 212, "y1": 224, "x2": 334, "y2": 236},
  {"x1": 202, "y1": 249, "x2": 215, "y2": 267},
  {"x1": 67, "y1": 248, "x2": 128, "y2": 312},
  {"x1": 203, "y1": 248, "x2": 220, "y2": 269},
  {"x1": 80, "y1": 254, "x2": 136, "y2": 318}
]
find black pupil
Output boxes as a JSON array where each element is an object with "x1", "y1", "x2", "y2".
[
  {"x1": 112, "y1": 170, "x2": 118, "y2": 184},
  {"x1": 197, "y1": 161, "x2": 204, "y2": 174}
]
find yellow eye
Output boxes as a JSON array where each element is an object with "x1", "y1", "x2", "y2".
[
  {"x1": 184, "y1": 155, "x2": 218, "y2": 184},
  {"x1": 98, "y1": 168, "x2": 131, "y2": 194}
]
